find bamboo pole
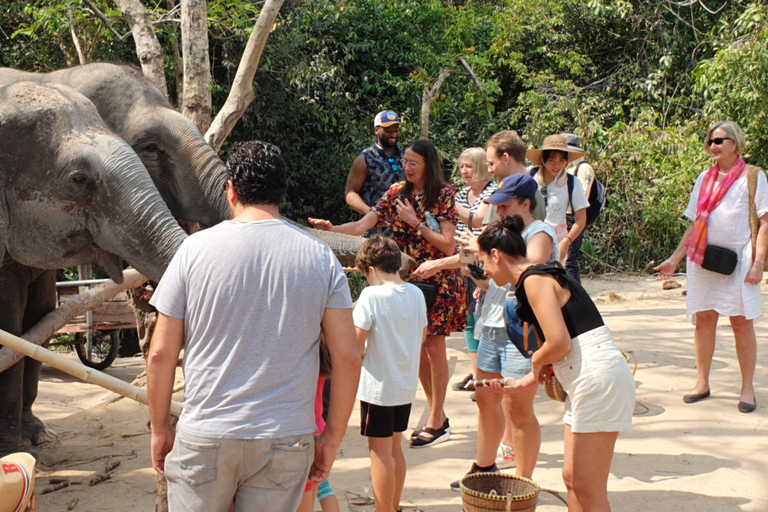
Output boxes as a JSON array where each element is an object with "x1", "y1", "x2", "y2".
[{"x1": 0, "y1": 328, "x2": 183, "y2": 417}]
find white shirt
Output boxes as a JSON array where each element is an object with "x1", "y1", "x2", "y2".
[
  {"x1": 354, "y1": 283, "x2": 428, "y2": 406},
  {"x1": 534, "y1": 171, "x2": 590, "y2": 241}
]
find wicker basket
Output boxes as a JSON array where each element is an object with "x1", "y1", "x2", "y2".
[{"x1": 461, "y1": 472, "x2": 540, "y2": 512}]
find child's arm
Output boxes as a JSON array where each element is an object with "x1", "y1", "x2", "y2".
[{"x1": 355, "y1": 327, "x2": 369, "y2": 358}]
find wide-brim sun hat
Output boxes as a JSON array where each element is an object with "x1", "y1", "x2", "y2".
[
  {"x1": 0, "y1": 452, "x2": 36, "y2": 512},
  {"x1": 527, "y1": 134, "x2": 587, "y2": 166}
]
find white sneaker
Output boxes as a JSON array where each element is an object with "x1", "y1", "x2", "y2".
[{"x1": 496, "y1": 444, "x2": 516, "y2": 469}]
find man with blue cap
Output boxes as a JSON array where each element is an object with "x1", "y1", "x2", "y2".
[{"x1": 344, "y1": 111, "x2": 405, "y2": 237}]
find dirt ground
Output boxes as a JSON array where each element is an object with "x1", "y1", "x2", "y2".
[{"x1": 30, "y1": 274, "x2": 767, "y2": 511}]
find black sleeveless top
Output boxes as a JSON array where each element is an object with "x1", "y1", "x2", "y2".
[{"x1": 515, "y1": 264, "x2": 604, "y2": 341}]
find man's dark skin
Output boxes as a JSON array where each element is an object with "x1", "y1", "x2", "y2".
[{"x1": 344, "y1": 124, "x2": 401, "y2": 215}]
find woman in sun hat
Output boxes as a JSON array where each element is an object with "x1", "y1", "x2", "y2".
[
  {"x1": 0, "y1": 452, "x2": 37, "y2": 512},
  {"x1": 527, "y1": 134, "x2": 590, "y2": 263}
]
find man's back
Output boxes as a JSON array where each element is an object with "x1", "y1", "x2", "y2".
[{"x1": 151, "y1": 219, "x2": 352, "y2": 439}]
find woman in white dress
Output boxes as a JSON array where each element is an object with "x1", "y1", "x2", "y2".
[{"x1": 656, "y1": 121, "x2": 768, "y2": 413}]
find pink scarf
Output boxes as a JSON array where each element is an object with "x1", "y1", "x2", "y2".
[{"x1": 686, "y1": 156, "x2": 746, "y2": 264}]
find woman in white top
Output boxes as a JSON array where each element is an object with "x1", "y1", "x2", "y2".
[
  {"x1": 528, "y1": 135, "x2": 590, "y2": 263},
  {"x1": 451, "y1": 174, "x2": 559, "y2": 490},
  {"x1": 656, "y1": 121, "x2": 768, "y2": 413}
]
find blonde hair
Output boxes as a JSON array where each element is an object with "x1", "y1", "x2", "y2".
[
  {"x1": 458, "y1": 147, "x2": 493, "y2": 183},
  {"x1": 705, "y1": 121, "x2": 746, "y2": 155}
]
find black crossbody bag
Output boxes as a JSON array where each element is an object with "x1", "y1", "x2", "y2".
[{"x1": 701, "y1": 245, "x2": 738, "y2": 275}]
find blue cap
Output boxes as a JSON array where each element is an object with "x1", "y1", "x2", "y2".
[
  {"x1": 485, "y1": 174, "x2": 538, "y2": 205},
  {"x1": 374, "y1": 110, "x2": 401, "y2": 128}
]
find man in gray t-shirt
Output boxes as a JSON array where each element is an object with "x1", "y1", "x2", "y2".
[{"x1": 147, "y1": 141, "x2": 361, "y2": 512}]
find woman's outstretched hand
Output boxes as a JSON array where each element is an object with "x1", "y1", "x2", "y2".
[
  {"x1": 654, "y1": 258, "x2": 677, "y2": 280},
  {"x1": 308, "y1": 218, "x2": 334, "y2": 231}
]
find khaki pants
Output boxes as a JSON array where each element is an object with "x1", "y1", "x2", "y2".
[{"x1": 166, "y1": 429, "x2": 314, "y2": 512}]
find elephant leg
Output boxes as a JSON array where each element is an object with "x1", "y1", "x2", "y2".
[
  {"x1": 21, "y1": 269, "x2": 57, "y2": 446},
  {"x1": 0, "y1": 263, "x2": 33, "y2": 453}
]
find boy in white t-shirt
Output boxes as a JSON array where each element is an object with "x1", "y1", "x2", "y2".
[{"x1": 353, "y1": 236, "x2": 428, "y2": 512}]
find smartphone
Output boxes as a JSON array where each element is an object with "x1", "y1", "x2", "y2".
[
  {"x1": 459, "y1": 247, "x2": 474, "y2": 264},
  {"x1": 468, "y1": 263, "x2": 487, "y2": 281}
]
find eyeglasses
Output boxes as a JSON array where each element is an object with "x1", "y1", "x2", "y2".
[
  {"x1": 402, "y1": 159, "x2": 423, "y2": 168},
  {"x1": 707, "y1": 137, "x2": 733, "y2": 147}
]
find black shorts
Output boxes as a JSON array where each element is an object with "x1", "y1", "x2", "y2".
[{"x1": 360, "y1": 401, "x2": 412, "y2": 438}]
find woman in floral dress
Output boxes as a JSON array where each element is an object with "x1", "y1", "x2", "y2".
[{"x1": 310, "y1": 139, "x2": 465, "y2": 447}]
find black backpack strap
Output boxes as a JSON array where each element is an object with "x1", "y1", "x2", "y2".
[
  {"x1": 528, "y1": 166, "x2": 539, "y2": 177},
  {"x1": 566, "y1": 173, "x2": 574, "y2": 211}
]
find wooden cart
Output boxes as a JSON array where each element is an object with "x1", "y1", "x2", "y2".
[{"x1": 50, "y1": 278, "x2": 136, "y2": 370}]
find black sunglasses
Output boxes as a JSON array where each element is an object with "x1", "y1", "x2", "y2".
[{"x1": 707, "y1": 137, "x2": 733, "y2": 147}]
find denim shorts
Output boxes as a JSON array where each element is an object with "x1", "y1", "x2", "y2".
[{"x1": 476, "y1": 326, "x2": 532, "y2": 379}]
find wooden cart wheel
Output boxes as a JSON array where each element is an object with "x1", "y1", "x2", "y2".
[{"x1": 74, "y1": 330, "x2": 119, "y2": 370}]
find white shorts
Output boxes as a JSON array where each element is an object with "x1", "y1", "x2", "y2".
[{"x1": 553, "y1": 325, "x2": 635, "y2": 433}]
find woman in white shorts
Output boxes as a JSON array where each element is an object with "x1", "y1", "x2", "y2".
[{"x1": 478, "y1": 214, "x2": 635, "y2": 512}]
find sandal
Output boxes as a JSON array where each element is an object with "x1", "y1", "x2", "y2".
[
  {"x1": 410, "y1": 425, "x2": 450, "y2": 448},
  {"x1": 410, "y1": 418, "x2": 450, "y2": 440}
]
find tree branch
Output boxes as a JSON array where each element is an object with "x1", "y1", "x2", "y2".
[
  {"x1": 204, "y1": 0, "x2": 285, "y2": 152},
  {"x1": 82, "y1": 0, "x2": 128, "y2": 41},
  {"x1": 69, "y1": 9, "x2": 87, "y2": 65},
  {"x1": 456, "y1": 57, "x2": 482, "y2": 91},
  {"x1": 420, "y1": 67, "x2": 455, "y2": 140}
]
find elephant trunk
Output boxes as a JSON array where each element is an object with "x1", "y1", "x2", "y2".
[
  {"x1": 183, "y1": 137, "x2": 231, "y2": 227},
  {"x1": 91, "y1": 138, "x2": 187, "y2": 282}
]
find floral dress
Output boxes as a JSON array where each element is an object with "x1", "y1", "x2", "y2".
[{"x1": 374, "y1": 182, "x2": 467, "y2": 336}]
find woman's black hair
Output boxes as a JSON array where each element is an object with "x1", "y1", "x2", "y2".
[
  {"x1": 399, "y1": 139, "x2": 445, "y2": 209},
  {"x1": 477, "y1": 214, "x2": 527, "y2": 258},
  {"x1": 542, "y1": 149, "x2": 569, "y2": 165},
  {"x1": 515, "y1": 195, "x2": 537, "y2": 211}
]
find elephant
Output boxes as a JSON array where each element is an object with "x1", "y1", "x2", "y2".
[
  {"x1": 0, "y1": 82, "x2": 187, "y2": 453},
  {"x1": 0, "y1": 63, "x2": 230, "y2": 227}
]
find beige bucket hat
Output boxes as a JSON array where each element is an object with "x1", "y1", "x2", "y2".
[
  {"x1": 527, "y1": 134, "x2": 587, "y2": 166},
  {"x1": 0, "y1": 452, "x2": 36, "y2": 512}
]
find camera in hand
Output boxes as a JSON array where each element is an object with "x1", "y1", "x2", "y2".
[{"x1": 468, "y1": 263, "x2": 487, "y2": 281}]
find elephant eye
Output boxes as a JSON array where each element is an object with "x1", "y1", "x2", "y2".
[
  {"x1": 71, "y1": 171, "x2": 90, "y2": 185},
  {"x1": 144, "y1": 144, "x2": 159, "y2": 153}
]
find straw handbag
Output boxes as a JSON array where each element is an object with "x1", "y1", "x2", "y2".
[
  {"x1": 747, "y1": 165, "x2": 768, "y2": 270},
  {"x1": 542, "y1": 364, "x2": 566, "y2": 402}
]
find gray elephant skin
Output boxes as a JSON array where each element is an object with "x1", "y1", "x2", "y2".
[
  {"x1": 0, "y1": 63, "x2": 231, "y2": 227},
  {"x1": 0, "y1": 82, "x2": 187, "y2": 453}
]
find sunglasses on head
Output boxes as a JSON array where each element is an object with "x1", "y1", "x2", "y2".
[{"x1": 707, "y1": 137, "x2": 733, "y2": 147}]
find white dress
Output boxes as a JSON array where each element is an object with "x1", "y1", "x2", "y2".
[{"x1": 684, "y1": 169, "x2": 768, "y2": 319}]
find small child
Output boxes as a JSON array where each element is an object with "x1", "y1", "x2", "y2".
[{"x1": 354, "y1": 236, "x2": 428, "y2": 512}]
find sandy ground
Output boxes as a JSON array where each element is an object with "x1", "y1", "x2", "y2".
[{"x1": 30, "y1": 274, "x2": 768, "y2": 511}]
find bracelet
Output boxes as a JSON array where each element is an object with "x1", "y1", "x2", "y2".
[
  {"x1": 417, "y1": 221, "x2": 424, "y2": 235},
  {"x1": 565, "y1": 235, "x2": 573, "y2": 243}
]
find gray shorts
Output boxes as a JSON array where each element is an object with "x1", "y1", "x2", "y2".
[
  {"x1": 476, "y1": 326, "x2": 532, "y2": 379},
  {"x1": 166, "y1": 429, "x2": 313, "y2": 512}
]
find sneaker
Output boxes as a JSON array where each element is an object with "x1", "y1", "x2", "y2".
[
  {"x1": 495, "y1": 444, "x2": 516, "y2": 469},
  {"x1": 450, "y1": 462, "x2": 500, "y2": 492},
  {"x1": 452, "y1": 373, "x2": 475, "y2": 391}
]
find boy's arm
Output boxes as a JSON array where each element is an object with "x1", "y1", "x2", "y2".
[{"x1": 355, "y1": 327, "x2": 369, "y2": 358}]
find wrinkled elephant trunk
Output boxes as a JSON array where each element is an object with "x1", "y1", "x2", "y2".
[
  {"x1": 189, "y1": 141, "x2": 231, "y2": 227},
  {"x1": 90, "y1": 138, "x2": 187, "y2": 282}
]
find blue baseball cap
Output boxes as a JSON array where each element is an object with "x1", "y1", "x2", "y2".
[
  {"x1": 485, "y1": 174, "x2": 538, "y2": 205},
  {"x1": 374, "y1": 110, "x2": 401, "y2": 128}
]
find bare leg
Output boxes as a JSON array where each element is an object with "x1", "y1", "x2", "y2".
[
  {"x1": 391, "y1": 433, "x2": 406, "y2": 510},
  {"x1": 501, "y1": 398, "x2": 514, "y2": 448},
  {"x1": 319, "y1": 494, "x2": 340, "y2": 512},
  {"x1": 296, "y1": 486, "x2": 318, "y2": 512},
  {"x1": 369, "y1": 436, "x2": 396, "y2": 512},
  {"x1": 423, "y1": 334, "x2": 448, "y2": 429},
  {"x1": 690, "y1": 310, "x2": 718, "y2": 395},
  {"x1": 505, "y1": 383, "x2": 540, "y2": 478},
  {"x1": 470, "y1": 352, "x2": 478, "y2": 380},
  {"x1": 475, "y1": 369, "x2": 504, "y2": 467},
  {"x1": 418, "y1": 345, "x2": 433, "y2": 414},
  {"x1": 562, "y1": 424, "x2": 618, "y2": 512},
  {"x1": 729, "y1": 316, "x2": 757, "y2": 404}
]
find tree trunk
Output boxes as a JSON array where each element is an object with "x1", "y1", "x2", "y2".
[
  {"x1": 204, "y1": 0, "x2": 286, "y2": 152},
  {"x1": 0, "y1": 270, "x2": 149, "y2": 372},
  {"x1": 181, "y1": 0, "x2": 212, "y2": 133},
  {"x1": 167, "y1": 0, "x2": 184, "y2": 109},
  {"x1": 420, "y1": 67, "x2": 455, "y2": 140},
  {"x1": 113, "y1": 0, "x2": 169, "y2": 100}
]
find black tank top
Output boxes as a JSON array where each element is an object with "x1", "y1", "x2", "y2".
[{"x1": 515, "y1": 264, "x2": 604, "y2": 341}]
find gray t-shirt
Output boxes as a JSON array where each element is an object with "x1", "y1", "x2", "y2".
[{"x1": 150, "y1": 219, "x2": 353, "y2": 439}]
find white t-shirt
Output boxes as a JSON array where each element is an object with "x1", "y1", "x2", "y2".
[
  {"x1": 353, "y1": 282, "x2": 428, "y2": 406},
  {"x1": 534, "y1": 171, "x2": 590, "y2": 241}
]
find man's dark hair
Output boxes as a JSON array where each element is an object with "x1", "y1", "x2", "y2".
[
  {"x1": 226, "y1": 141, "x2": 287, "y2": 206},
  {"x1": 355, "y1": 235, "x2": 402, "y2": 275}
]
